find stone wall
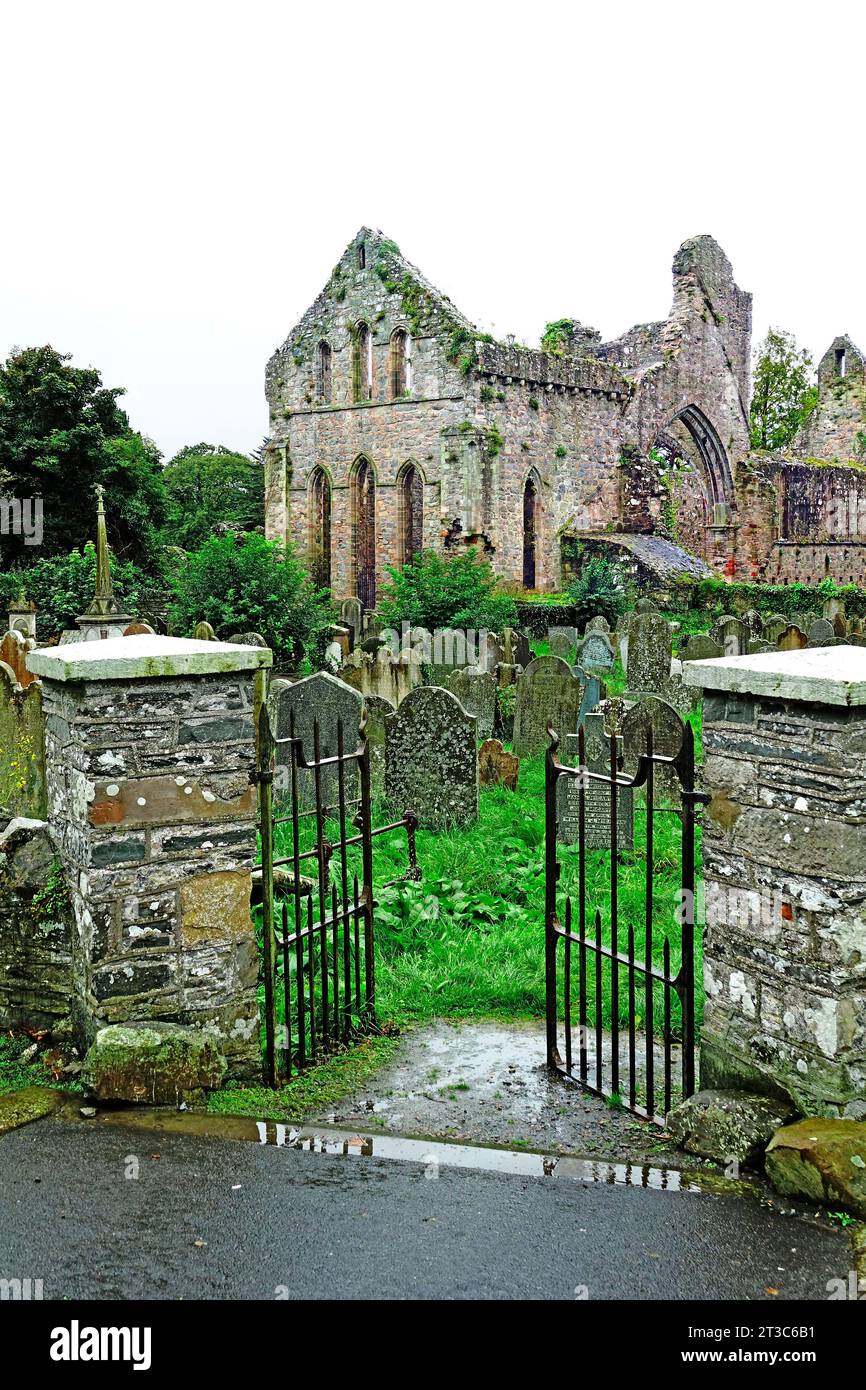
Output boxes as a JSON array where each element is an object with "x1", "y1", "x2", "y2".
[
  {"x1": 27, "y1": 636, "x2": 271, "y2": 1082},
  {"x1": 732, "y1": 456, "x2": 866, "y2": 585},
  {"x1": 264, "y1": 229, "x2": 752, "y2": 597},
  {"x1": 684, "y1": 648, "x2": 866, "y2": 1117},
  {"x1": 0, "y1": 816, "x2": 73, "y2": 1031}
]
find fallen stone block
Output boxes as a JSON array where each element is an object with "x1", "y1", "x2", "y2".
[
  {"x1": 666, "y1": 1089, "x2": 797, "y2": 1165},
  {"x1": 765, "y1": 1117, "x2": 866, "y2": 1218},
  {"x1": 84, "y1": 1022, "x2": 227, "y2": 1105}
]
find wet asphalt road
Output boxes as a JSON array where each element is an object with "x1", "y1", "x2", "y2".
[{"x1": 0, "y1": 1118, "x2": 850, "y2": 1300}]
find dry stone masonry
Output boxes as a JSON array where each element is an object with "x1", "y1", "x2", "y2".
[
  {"x1": 684, "y1": 646, "x2": 866, "y2": 1117},
  {"x1": 26, "y1": 635, "x2": 271, "y2": 1083}
]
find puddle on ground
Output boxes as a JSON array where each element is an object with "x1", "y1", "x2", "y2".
[{"x1": 55, "y1": 1099, "x2": 756, "y2": 1196}]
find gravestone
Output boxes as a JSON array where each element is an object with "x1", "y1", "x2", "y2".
[
  {"x1": 362, "y1": 694, "x2": 394, "y2": 799},
  {"x1": 478, "y1": 738, "x2": 519, "y2": 791},
  {"x1": 763, "y1": 614, "x2": 789, "y2": 644},
  {"x1": 742, "y1": 609, "x2": 763, "y2": 636},
  {"x1": 385, "y1": 686, "x2": 478, "y2": 828},
  {"x1": 227, "y1": 631, "x2": 268, "y2": 648},
  {"x1": 710, "y1": 616, "x2": 748, "y2": 657},
  {"x1": 427, "y1": 628, "x2": 485, "y2": 683},
  {"x1": 268, "y1": 672, "x2": 363, "y2": 812},
  {"x1": 585, "y1": 615, "x2": 611, "y2": 635},
  {"x1": 680, "y1": 633, "x2": 724, "y2": 662},
  {"x1": 445, "y1": 667, "x2": 497, "y2": 739},
  {"x1": 634, "y1": 598, "x2": 658, "y2": 614},
  {"x1": 777, "y1": 623, "x2": 808, "y2": 651},
  {"x1": 512, "y1": 655, "x2": 582, "y2": 757},
  {"x1": 747, "y1": 639, "x2": 774, "y2": 654},
  {"x1": 558, "y1": 713, "x2": 633, "y2": 850},
  {"x1": 806, "y1": 618, "x2": 836, "y2": 648},
  {"x1": 0, "y1": 630, "x2": 36, "y2": 689},
  {"x1": 622, "y1": 696, "x2": 685, "y2": 809},
  {"x1": 625, "y1": 610, "x2": 672, "y2": 694},
  {"x1": 123, "y1": 622, "x2": 156, "y2": 637},
  {"x1": 495, "y1": 662, "x2": 521, "y2": 689},
  {"x1": 339, "y1": 598, "x2": 363, "y2": 648},
  {"x1": 572, "y1": 665, "x2": 607, "y2": 727},
  {"x1": 832, "y1": 612, "x2": 848, "y2": 640},
  {"x1": 548, "y1": 627, "x2": 576, "y2": 661},
  {"x1": 502, "y1": 628, "x2": 531, "y2": 668},
  {"x1": 193, "y1": 621, "x2": 216, "y2": 641},
  {"x1": 575, "y1": 630, "x2": 615, "y2": 673}
]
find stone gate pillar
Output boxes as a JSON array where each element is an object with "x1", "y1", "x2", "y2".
[
  {"x1": 27, "y1": 635, "x2": 271, "y2": 1083},
  {"x1": 683, "y1": 647, "x2": 866, "y2": 1117}
]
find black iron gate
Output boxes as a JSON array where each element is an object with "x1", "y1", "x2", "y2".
[
  {"x1": 255, "y1": 699, "x2": 419, "y2": 1087},
  {"x1": 545, "y1": 716, "x2": 709, "y2": 1123}
]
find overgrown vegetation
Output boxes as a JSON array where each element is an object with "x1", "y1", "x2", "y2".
[
  {"x1": 162, "y1": 442, "x2": 263, "y2": 550},
  {"x1": 377, "y1": 548, "x2": 517, "y2": 632},
  {"x1": 0, "y1": 543, "x2": 167, "y2": 641}
]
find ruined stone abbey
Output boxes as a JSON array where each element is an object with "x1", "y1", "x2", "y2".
[{"x1": 263, "y1": 229, "x2": 866, "y2": 601}]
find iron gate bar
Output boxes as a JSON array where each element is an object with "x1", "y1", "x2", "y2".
[
  {"x1": 255, "y1": 699, "x2": 419, "y2": 1086},
  {"x1": 544, "y1": 717, "x2": 709, "y2": 1124}
]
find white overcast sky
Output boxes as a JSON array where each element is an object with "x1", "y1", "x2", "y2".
[{"x1": 2, "y1": 0, "x2": 863, "y2": 460}]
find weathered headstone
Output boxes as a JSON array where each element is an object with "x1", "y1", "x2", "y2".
[
  {"x1": 625, "y1": 610, "x2": 672, "y2": 693},
  {"x1": 558, "y1": 713, "x2": 634, "y2": 849},
  {"x1": 777, "y1": 623, "x2": 808, "y2": 651},
  {"x1": 478, "y1": 738, "x2": 519, "y2": 791},
  {"x1": 710, "y1": 616, "x2": 748, "y2": 657},
  {"x1": 622, "y1": 696, "x2": 685, "y2": 809},
  {"x1": 806, "y1": 618, "x2": 836, "y2": 648},
  {"x1": 339, "y1": 597, "x2": 363, "y2": 648},
  {"x1": 123, "y1": 621, "x2": 156, "y2": 637},
  {"x1": 680, "y1": 633, "x2": 724, "y2": 662},
  {"x1": 742, "y1": 609, "x2": 763, "y2": 636},
  {"x1": 268, "y1": 672, "x2": 363, "y2": 811},
  {"x1": 548, "y1": 627, "x2": 577, "y2": 660},
  {"x1": 502, "y1": 627, "x2": 531, "y2": 668},
  {"x1": 512, "y1": 655, "x2": 582, "y2": 757},
  {"x1": 445, "y1": 666, "x2": 497, "y2": 739},
  {"x1": 227, "y1": 631, "x2": 268, "y2": 648},
  {"x1": 384, "y1": 686, "x2": 478, "y2": 828},
  {"x1": 0, "y1": 663, "x2": 46, "y2": 818},
  {"x1": 763, "y1": 614, "x2": 789, "y2": 645},
  {"x1": 747, "y1": 639, "x2": 774, "y2": 654},
  {"x1": 575, "y1": 630, "x2": 615, "y2": 673},
  {"x1": 572, "y1": 665, "x2": 607, "y2": 727},
  {"x1": 193, "y1": 621, "x2": 216, "y2": 641},
  {"x1": 832, "y1": 612, "x2": 848, "y2": 640},
  {"x1": 585, "y1": 615, "x2": 611, "y2": 635},
  {"x1": 362, "y1": 694, "x2": 394, "y2": 799},
  {"x1": 0, "y1": 630, "x2": 37, "y2": 689}
]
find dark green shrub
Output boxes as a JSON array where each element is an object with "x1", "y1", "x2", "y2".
[
  {"x1": 566, "y1": 554, "x2": 628, "y2": 627},
  {"x1": 377, "y1": 548, "x2": 517, "y2": 633},
  {"x1": 168, "y1": 533, "x2": 330, "y2": 666}
]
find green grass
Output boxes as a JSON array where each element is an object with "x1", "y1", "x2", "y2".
[
  {"x1": 265, "y1": 713, "x2": 703, "y2": 1041},
  {"x1": 206, "y1": 1034, "x2": 398, "y2": 1123}
]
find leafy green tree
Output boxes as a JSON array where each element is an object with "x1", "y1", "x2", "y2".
[
  {"x1": 168, "y1": 532, "x2": 330, "y2": 665},
  {"x1": 0, "y1": 544, "x2": 166, "y2": 641},
  {"x1": 0, "y1": 345, "x2": 167, "y2": 566},
  {"x1": 377, "y1": 548, "x2": 517, "y2": 632},
  {"x1": 749, "y1": 328, "x2": 818, "y2": 451},
  {"x1": 162, "y1": 443, "x2": 263, "y2": 549}
]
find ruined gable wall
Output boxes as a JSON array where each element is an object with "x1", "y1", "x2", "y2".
[
  {"x1": 796, "y1": 338, "x2": 866, "y2": 464},
  {"x1": 613, "y1": 236, "x2": 753, "y2": 482},
  {"x1": 264, "y1": 232, "x2": 474, "y2": 598}
]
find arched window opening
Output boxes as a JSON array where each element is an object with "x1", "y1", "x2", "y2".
[
  {"x1": 353, "y1": 459, "x2": 376, "y2": 608},
  {"x1": 352, "y1": 322, "x2": 373, "y2": 402},
  {"x1": 399, "y1": 464, "x2": 424, "y2": 567},
  {"x1": 309, "y1": 469, "x2": 332, "y2": 589},
  {"x1": 357, "y1": 242, "x2": 366, "y2": 270},
  {"x1": 316, "y1": 342, "x2": 332, "y2": 404},
  {"x1": 523, "y1": 474, "x2": 539, "y2": 589},
  {"x1": 836, "y1": 347, "x2": 847, "y2": 378},
  {"x1": 390, "y1": 329, "x2": 412, "y2": 398}
]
